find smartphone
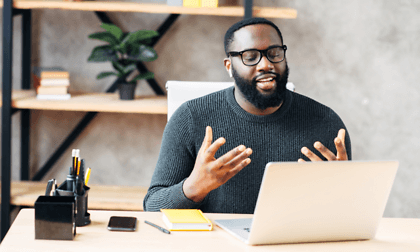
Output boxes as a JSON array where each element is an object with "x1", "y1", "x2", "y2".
[{"x1": 107, "y1": 216, "x2": 137, "y2": 231}]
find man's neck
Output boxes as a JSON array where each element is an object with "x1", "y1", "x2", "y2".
[{"x1": 234, "y1": 88, "x2": 283, "y2": 116}]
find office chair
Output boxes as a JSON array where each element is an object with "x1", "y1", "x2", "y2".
[{"x1": 165, "y1": 81, "x2": 296, "y2": 121}]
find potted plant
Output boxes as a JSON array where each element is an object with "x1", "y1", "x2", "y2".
[{"x1": 87, "y1": 23, "x2": 159, "y2": 100}]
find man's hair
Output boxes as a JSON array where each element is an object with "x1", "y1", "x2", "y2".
[{"x1": 224, "y1": 18, "x2": 284, "y2": 57}]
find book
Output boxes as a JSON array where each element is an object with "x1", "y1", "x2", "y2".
[
  {"x1": 202, "y1": 0, "x2": 218, "y2": 7},
  {"x1": 40, "y1": 78, "x2": 70, "y2": 86},
  {"x1": 183, "y1": 0, "x2": 201, "y2": 7},
  {"x1": 36, "y1": 86, "x2": 69, "y2": 95},
  {"x1": 36, "y1": 94, "x2": 71, "y2": 100},
  {"x1": 33, "y1": 67, "x2": 70, "y2": 79},
  {"x1": 160, "y1": 209, "x2": 213, "y2": 231}
]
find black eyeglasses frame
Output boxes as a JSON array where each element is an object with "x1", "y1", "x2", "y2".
[{"x1": 228, "y1": 45, "x2": 287, "y2": 66}]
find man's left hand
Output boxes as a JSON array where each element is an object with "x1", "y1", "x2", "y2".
[{"x1": 298, "y1": 129, "x2": 348, "y2": 162}]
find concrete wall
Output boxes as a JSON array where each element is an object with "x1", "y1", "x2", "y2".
[{"x1": 1, "y1": 0, "x2": 419, "y2": 217}]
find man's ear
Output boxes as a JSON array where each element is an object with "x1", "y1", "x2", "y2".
[{"x1": 224, "y1": 58, "x2": 233, "y2": 78}]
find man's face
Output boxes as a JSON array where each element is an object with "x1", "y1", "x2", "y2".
[{"x1": 226, "y1": 24, "x2": 289, "y2": 110}]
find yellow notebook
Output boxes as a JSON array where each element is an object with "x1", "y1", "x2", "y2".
[{"x1": 160, "y1": 209, "x2": 213, "y2": 231}]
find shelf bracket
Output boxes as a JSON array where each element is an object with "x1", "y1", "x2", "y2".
[{"x1": 244, "y1": 0, "x2": 253, "y2": 19}]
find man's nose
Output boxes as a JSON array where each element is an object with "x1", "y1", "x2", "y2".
[{"x1": 256, "y1": 55, "x2": 274, "y2": 72}]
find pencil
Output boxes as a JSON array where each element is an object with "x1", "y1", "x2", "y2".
[
  {"x1": 85, "y1": 167, "x2": 91, "y2": 186},
  {"x1": 77, "y1": 160, "x2": 81, "y2": 176},
  {"x1": 75, "y1": 149, "x2": 80, "y2": 175},
  {"x1": 72, "y1": 149, "x2": 77, "y2": 175}
]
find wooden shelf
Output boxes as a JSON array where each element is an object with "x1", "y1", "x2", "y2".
[
  {"x1": 3, "y1": 181, "x2": 147, "y2": 210},
  {"x1": 1, "y1": 90, "x2": 168, "y2": 114},
  {"x1": 2, "y1": 1, "x2": 297, "y2": 19}
]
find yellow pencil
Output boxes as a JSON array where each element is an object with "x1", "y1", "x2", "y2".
[
  {"x1": 77, "y1": 160, "x2": 81, "y2": 176},
  {"x1": 85, "y1": 167, "x2": 91, "y2": 186}
]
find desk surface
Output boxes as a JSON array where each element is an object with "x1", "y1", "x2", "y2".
[{"x1": 1, "y1": 210, "x2": 420, "y2": 252}]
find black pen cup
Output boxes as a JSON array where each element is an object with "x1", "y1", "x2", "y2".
[
  {"x1": 75, "y1": 185, "x2": 91, "y2": 226},
  {"x1": 56, "y1": 182, "x2": 91, "y2": 227},
  {"x1": 34, "y1": 196, "x2": 76, "y2": 240}
]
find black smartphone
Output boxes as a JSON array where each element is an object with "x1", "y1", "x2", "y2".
[{"x1": 107, "y1": 216, "x2": 137, "y2": 231}]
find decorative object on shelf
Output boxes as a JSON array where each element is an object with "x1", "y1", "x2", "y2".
[
  {"x1": 202, "y1": 0, "x2": 218, "y2": 8},
  {"x1": 183, "y1": 0, "x2": 201, "y2": 7},
  {"x1": 33, "y1": 67, "x2": 71, "y2": 100},
  {"x1": 167, "y1": 0, "x2": 183, "y2": 6},
  {"x1": 87, "y1": 23, "x2": 159, "y2": 100}
]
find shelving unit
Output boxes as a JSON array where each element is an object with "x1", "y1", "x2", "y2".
[
  {"x1": 1, "y1": 0, "x2": 297, "y2": 240},
  {"x1": 1, "y1": 91, "x2": 168, "y2": 114},
  {"x1": 1, "y1": 1, "x2": 297, "y2": 18}
]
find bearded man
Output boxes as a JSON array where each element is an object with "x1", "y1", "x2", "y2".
[{"x1": 143, "y1": 18, "x2": 351, "y2": 214}]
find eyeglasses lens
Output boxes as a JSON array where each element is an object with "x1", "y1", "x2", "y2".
[{"x1": 241, "y1": 47, "x2": 285, "y2": 66}]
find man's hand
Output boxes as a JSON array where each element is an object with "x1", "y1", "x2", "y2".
[
  {"x1": 298, "y1": 129, "x2": 348, "y2": 162},
  {"x1": 183, "y1": 126, "x2": 252, "y2": 203}
]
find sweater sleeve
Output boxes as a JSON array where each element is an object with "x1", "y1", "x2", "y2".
[{"x1": 143, "y1": 103, "x2": 202, "y2": 211}]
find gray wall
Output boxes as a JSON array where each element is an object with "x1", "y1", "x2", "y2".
[{"x1": 1, "y1": 0, "x2": 419, "y2": 217}]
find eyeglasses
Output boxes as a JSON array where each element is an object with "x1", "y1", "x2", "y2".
[{"x1": 228, "y1": 45, "x2": 287, "y2": 66}]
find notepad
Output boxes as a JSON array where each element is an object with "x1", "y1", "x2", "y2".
[{"x1": 160, "y1": 209, "x2": 213, "y2": 231}]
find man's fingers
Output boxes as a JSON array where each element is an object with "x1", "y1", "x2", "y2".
[
  {"x1": 222, "y1": 147, "x2": 253, "y2": 169},
  {"x1": 335, "y1": 137, "x2": 348, "y2": 160},
  {"x1": 224, "y1": 158, "x2": 251, "y2": 179},
  {"x1": 204, "y1": 137, "x2": 226, "y2": 159},
  {"x1": 203, "y1": 126, "x2": 213, "y2": 148},
  {"x1": 214, "y1": 146, "x2": 252, "y2": 168},
  {"x1": 337, "y1": 128, "x2": 346, "y2": 143},
  {"x1": 198, "y1": 126, "x2": 213, "y2": 155},
  {"x1": 298, "y1": 158, "x2": 306, "y2": 163},
  {"x1": 314, "y1": 142, "x2": 337, "y2": 161},
  {"x1": 301, "y1": 147, "x2": 323, "y2": 162}
]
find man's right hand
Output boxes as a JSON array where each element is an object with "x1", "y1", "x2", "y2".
[{"x1": 183, "y1": 126, "x2": 252, "y2": 203}]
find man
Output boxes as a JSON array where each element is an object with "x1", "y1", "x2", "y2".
[{"x1": 143, "y1": 18, "x2": 351, "y2": 214}]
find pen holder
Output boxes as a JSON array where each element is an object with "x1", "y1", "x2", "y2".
[
  {"x1": 56, "y1": 181, "x2": 91, "y2": 227},
  {"x1": 35, "y1": 196, "x2": 76, "y2": 240}
]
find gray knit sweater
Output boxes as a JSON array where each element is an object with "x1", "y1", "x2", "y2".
[{"x1": 143, "y1": 87, "x2": 351, "y2": 214}]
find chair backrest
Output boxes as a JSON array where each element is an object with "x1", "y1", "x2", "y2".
[
  {"x1": 165, "y1": 81, "x2": 296, "y2": 121},
  {"x1": 166, "y1": 81, "x2": 234, "y2": 121}
]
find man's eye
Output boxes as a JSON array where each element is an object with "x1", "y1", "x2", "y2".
[
  {"x1": 243, "y1": 52, "x2": 259, "y2": 61},
  {"x1": 268, "y1": 49, "x2": 282, "y2": 58}
]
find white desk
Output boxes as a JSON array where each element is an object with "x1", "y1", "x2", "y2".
[{"x1": 1, "y1": 209, "x2": 419, "y2": 252}]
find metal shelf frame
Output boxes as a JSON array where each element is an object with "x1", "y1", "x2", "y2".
[{"x1": 1, "y1": 0, "x2": 255, "y2": 240}]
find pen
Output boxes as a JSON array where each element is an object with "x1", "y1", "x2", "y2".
[{"x1": 144, "y1": 220, "x2": 170, "y2": 234}]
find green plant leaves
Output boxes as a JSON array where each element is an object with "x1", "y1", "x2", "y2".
[
  {"x1": 130, "y1": 72, "x2": 154, "y2": 83},
  {"x1": 128, "y1": 45, "x2": 158, "y2": 62},
  {"x1": 88, "y1": 23, "x2": 159, "y2": 84},
  {"x1": 88, "y1": 32, "x2": 119, "y2": 46},
  {"x1": 122, "y1": 64, "x2": 137, "y2": 75},
  {"x1": 119, "y1": 30, "x2": 159, "y2": 54},
  {"x1": 128, "y1": 30, "x2": 159, "y2": 44},
  {"x1": 87, "y1": 45, "x2": 117, "y2": 62},
  {"x1": 112, "y1": 61, "x2": 125, "y2": 76},
  {"x1": 96, "y1": 72, "x2": 118, "y2": 79},
  {"x1": 112, "y1": 62, "x2": 137, "y2": 77},
  {"x1": 100, "y1": 23, "x2": 124, "y2": 41}
]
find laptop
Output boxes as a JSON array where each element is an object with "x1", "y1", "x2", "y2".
[{"x1": 214, "y1": 160, "x2": 398, "y2": 245}]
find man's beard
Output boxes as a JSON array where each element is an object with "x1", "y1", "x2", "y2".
[{"x1": 232, "y1": 64, "x2": 289, "y2": 110}]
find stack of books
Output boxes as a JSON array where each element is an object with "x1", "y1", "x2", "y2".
[
  {"x1": 178, "y1": 0, "x2": 218, "y2": 7},
  {"x1": 33, "y1": 67, "x2": 71, "y2": 100}
]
